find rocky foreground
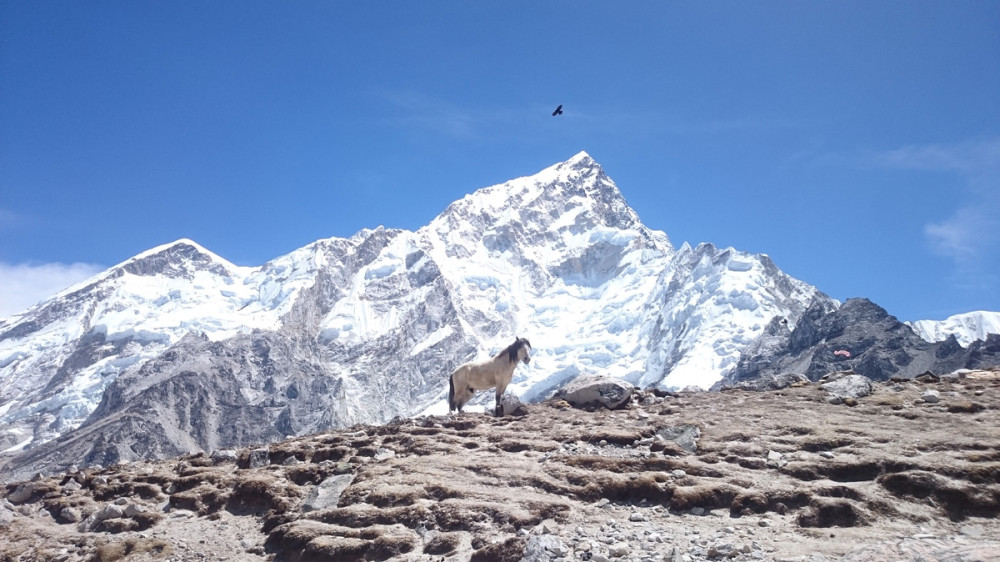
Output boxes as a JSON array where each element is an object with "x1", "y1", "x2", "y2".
[{"x1": 2, "y1": 369, "x2": 999, "y2": 562}]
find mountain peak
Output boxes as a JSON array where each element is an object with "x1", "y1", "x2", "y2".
[
  {"x1": 428, "y1": 152, "x2": 670, "y2": 258},
  {"x1": 118, "y1": 238, "x2": 236, "y2": 278},
  {"x1": 566, "y1": 150, "x2": 595, "y2": 167}
]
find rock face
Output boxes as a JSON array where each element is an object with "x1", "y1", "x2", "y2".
[
  {"x1": 2, "y1": 370, "x2": 999, "y2": 562},
  {"x1": 721, "y1": 298, "x2": 1000, "y2": 388},
  {"x1": 0, "y1": 152, "x2": 833, "y2": 482}
]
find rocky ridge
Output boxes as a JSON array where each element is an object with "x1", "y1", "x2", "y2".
[
  {"x1": 720, "y1": 298, "x2": 1000, "y2": 389},
  {"x1": 2, "y1": 368, "x2": 998, "y2": 562}
]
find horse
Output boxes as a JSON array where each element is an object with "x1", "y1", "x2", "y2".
[{"x1": 449, "y1": 337, "x2": 531, "y2": 416}]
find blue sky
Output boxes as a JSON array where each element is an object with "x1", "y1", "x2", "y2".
[{"x1": 1, "y1": 1, "x2": 998, "y2": 322}]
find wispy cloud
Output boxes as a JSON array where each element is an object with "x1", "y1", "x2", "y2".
[
  {"x1": 378, "y1": 90, "x2": 669, "y2": 142},
  {"x1": 877, "y1": 138, "x2": 1000, "y2": 289},
  {"x1": 0, "y1": 262, "x2": 105, "y2": 319},
  {"x1": 383, "y1": 91, "x2": 483, "y2": 139},
  {"x1": 877, "y1": 138, "x2": 1000, "y2": 177}
]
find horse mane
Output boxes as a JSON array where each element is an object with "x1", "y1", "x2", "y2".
[{"x1": 501, "y1": 337, "x2": 531, "y2": 363}]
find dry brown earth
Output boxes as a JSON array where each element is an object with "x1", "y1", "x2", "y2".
[{"x1": 2, "y1": 369, "x2": 999, "y2": 561}]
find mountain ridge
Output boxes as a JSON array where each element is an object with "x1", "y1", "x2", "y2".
[{"x1": 1, "y1": 152, "x2": 997, "y2": 482}]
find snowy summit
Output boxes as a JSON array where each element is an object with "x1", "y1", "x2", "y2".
[{"x1": 4, "y1": 151, "x2": 979, "y2": 481}]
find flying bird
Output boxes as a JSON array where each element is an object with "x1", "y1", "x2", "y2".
[{"x1": 552, "y1": 105, "x2": 563, "y2": 116}]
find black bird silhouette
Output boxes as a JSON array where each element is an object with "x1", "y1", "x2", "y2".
[{"x1": 552, "y1": 105, "x2": 563, "y2": 116}]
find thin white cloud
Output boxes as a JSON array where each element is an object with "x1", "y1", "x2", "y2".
[
  {"x1": 381, "y1": 91, "x2": 486, "y2": 139},
  {"x1": 878, "y1": 138, "x2": 1000, "y2": 288},
  {"x1": 0, "y1": 262, "x2": 105, "y2": 319},
  {"x1": 877, "y1": 138, "x2": 1000, "y2": 177}
]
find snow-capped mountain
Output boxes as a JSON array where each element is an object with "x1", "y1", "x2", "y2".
[
  {"x1": 1, "y1": 151, "x2": 835, "y2": 480},
  {"x1": 909, "y1": 311, "x2": 1000, "y2": 347}
]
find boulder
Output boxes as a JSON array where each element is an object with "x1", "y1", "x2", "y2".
[
  {"x1": 654, "y1": 424, "x2": 701, "y2": 454},
  {"x1": 210, "y1": 449, "x2": 238, "y2": 464},
  {"x1": 7, "y1": 485, "x2": 33, "y2": 504},
  {"x1": 59, "y1": 507, "x2": 82, "y2": 523},
  {"x1": 246, "y1": 448, "x2": 270, "y2": 469},
  {"x1": 921, "y1": 389, "x2": 941, "y2": 404},
  {"x1": 731, "y1": 373, "x2": 809, "y2": 392},
  {"x1": 553, "y1": 375, "x2": 634, "y2": 410},
  {"x1": 820, "y1": 373, "x2": 874, "y2": 401},
  {"x1": 94, "y1": 504, "x2": 124, "y2": 522},
  {"x1": 497, "y1": 394, "x2": 527, "y2": 417},
  {"x1": 302, "y1": 474, "x2": 354, "y2": 512}
]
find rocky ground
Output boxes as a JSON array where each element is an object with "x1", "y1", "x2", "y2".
[{"x1": 2, "y1": 368, "x2": 999, "y2": 562}]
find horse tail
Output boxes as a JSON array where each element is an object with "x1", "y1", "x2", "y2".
[{"x1": 448, "y1": 373, "x2": 455, "y2": 412}]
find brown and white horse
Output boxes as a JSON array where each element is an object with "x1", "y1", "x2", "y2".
[{"x1": 449, "y1": 337, "x2": 531, "y2": 416}]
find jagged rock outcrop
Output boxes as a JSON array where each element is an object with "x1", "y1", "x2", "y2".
[{"x1": 719, "y1": 298, "x2": 1000, "y2": 388}]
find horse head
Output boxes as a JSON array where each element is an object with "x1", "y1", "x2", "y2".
[{"x1": 510, "y1": 337, "x2": 531, "y2": 364}]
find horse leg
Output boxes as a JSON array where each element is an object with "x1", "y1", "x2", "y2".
[
  {"x1": 449, "y1": 375, "x2": 456, "y2": 412},
  {"x1": 494, "y1": 381, "x2": 509, "y2": 417},
  {"x1": 457, "y1": 387, "x2": 472, "y2": 413}
]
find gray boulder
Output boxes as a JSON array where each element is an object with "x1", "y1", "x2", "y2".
[
  {"x1": 7, "y1": 485, "x2": 33, "y2": 504},
  {"x1": 655, "y1": 424, "x2": 701, "y2": 454},
  {"x1": 523, "y1": 534, "x2": 569, "y2": 561},
  {"x1": 820, "y1": 373, "x2": 874, "y2": 402},
  {"x1": 59, "y1": 507, "x2": 82, "y2": 523},
  {"x1": 729, "y1": 373, "x2": 809, "y2": 392},
  {"x1": 497, "y1": 394, "x2": 527, "y2": 417},
  {"x1": 302, "y1": 474, "x2": 354, "y2": 512},
  {"x1": 553, "y1": 375, "x2": 633, "y2": 410}
]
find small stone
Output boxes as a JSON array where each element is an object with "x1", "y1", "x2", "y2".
[
  {"x1": 819, "y1": 451, "x2": 835, "y2": 459},
  {"x1": 124, "y1": 504, "x2": 147, "y2": 518},
  {"x1": 210, "y1": 450, "x2": 238, "y2": 464},
  {"x1": 960, "y1": 525, "x2": 984, "y2": 538},
  {"x1": 59, "y1": 507, "x2": 82, "y2": 523},
  {"x1": 94, "y1": 504, "x2": 124, "y2": 522},
  {"x1": 247, "y1": 448, "x2": 270, "y2": 468},
  {"x1": 537, "y1": 518, "x2": 558, "y2": 534},
  {"x1": 758, "y1": 520, "x2": 771, "y2": 528},
  {"x1": 8, "y1": 485, "x2": 33, "y2": 504},
  {"x1": 690, "y1": 507, "x2": 706, "y2": 516},
  {"x1": 921, "y1": 390, "x2": 941, "y2": 403},
  {"x1": 629, "y1": 512, "x2": 646, "y2": 522},
  {"x1": 374, "y1": 448, "x2": 396, "y2": 461},
  {"x1": 608, "y1": 543, "x2": 630, "y2": 558},
  {"x1": 282, "y1": 456, "x2": 301, "y2": 466},
  {"x1": 114, "y1": 497, "x2": 129, "y2": 506},
  {"x1": 672, "y1": 469, "x2": 687, "y2": 478}
]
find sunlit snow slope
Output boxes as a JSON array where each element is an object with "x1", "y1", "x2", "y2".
[
  {"x1": 909, "y1": 311, "x2": 1000, "y2": 346},
  {"x1": 1, "y1": 151, "x2": 834, "y2": 473}
]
